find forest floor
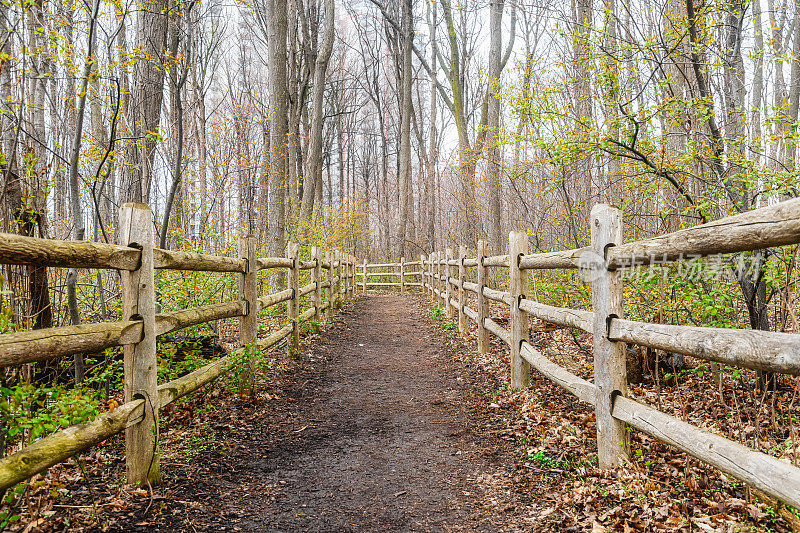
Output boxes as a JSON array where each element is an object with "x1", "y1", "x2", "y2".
[{"x1": 14, "y1": 293, "x2": 799, "y2": 532}]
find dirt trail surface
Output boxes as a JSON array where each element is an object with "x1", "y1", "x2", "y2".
[{"x1": 112, "y1": 294, "x2": 530, "y2": 532}]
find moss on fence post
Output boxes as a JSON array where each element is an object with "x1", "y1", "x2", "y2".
[{"x1": 120, "y1": 203, "x2": 160, "y2": 487}]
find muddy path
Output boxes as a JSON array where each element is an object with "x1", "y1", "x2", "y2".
[{"x1": 111, "y1": 294, "x2": 532, "y2": 532}]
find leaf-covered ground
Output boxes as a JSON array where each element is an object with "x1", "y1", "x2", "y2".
[
  {"x1": 441, "y1": 292, "x2": 800, "y2": 532},
  {"x1": 8, "y1": 292, "x2": 799, "y2": 532}
]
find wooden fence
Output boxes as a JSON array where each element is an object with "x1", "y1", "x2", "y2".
[
  {"x1": 364, "y1": 199, "x2": 800, "y2": 510},
  {"x1": 356, "y1": 258, "x2": 424, "y2": 292},
  {"x1": 0, "y1": 202, "x2": 357, "y2": 491}
]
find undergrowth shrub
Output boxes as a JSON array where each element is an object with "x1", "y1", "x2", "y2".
[
  {"x1": 227, "y1": 343, "x2": 274, "y2": 399},
  {"x1": 0, "y1": 383, "x2": 101, "y2": 451}
]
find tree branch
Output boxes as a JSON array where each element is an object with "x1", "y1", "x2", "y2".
[
  {"x1": 367, "y1": 0, "x2": 455, "y2": 112},
  {"x1": 500, "y1": 0, "x2": 516, "y2": 71}
]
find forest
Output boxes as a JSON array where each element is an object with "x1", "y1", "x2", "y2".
[
  {"x1": 3, "y1": 0, "x2": 798, "y2": 323},
  {"x1": 1, "y1": 0, "x2": 800, "y2": 529}
]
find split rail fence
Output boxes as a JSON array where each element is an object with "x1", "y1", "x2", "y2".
[
  {"x1": 0, "y1": 202, "x2": 357, "y2": 491},
  {"x1": 356, "y1": 258, "x2": 424, "y2": 292},
  {"x1": 364, "y1": 199, "x2": 800, "y2": 509}
]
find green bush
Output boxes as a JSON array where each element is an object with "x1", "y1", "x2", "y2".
[
  {"x1": 0, "y1": 383, "x2": 101, "y2": 447},
  {"x1": 226, "y1": 343, "x2": 274, "y2": 399}
]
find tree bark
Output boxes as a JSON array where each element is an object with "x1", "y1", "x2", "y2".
[
  {"x1": 485, "y1": 0, "x2": 505, "y2": 253},
  {"x1": 124, "y1": 0, "x2": 170, "y2": 202},
  {"x1": 66, "y1": 0, "x2": 102, "y2": 382},
  {"x1": 396, "y1": 0, "x2": 413, "y2": 259},
  {"x1": 300, "y1": 0, "x2": 335, "y2": 227},
  {"x1": 785, "y1": 0, "x2": 800, "y2": 171},
  {"x1": 160, "y1": 15, "x2": 192, "y2": 250},
  {"x1": 750, "y1": 0, "x2": 764, "y2": 166},
  {"x1": 267, "y1": 0, "x2": 288, "y2": 284}
]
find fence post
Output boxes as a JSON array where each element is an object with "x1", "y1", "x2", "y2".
[
  {"x1": 443, "y1": 252, "x2": 449, "y2": 308},
  {"x1": 433, "y1": 251, "x2": 440, "y2": 305},
  {"x1": 332, "y1": 251, "x2": 338, "y2": 301},
  {"x1": 438, "y1": 251, "x2": 445, "y2": 308},
  {"x1": 326, "y1": 251, "x2": 334, "y2": 319},
  {"x1": 590, "y1": 204, "x2": 629, "y2": 469},
  {"x1": 428, "y1": 252, "x2": 439, "y2": 298},
  {"x1": 458, "y1": 245, "x2": 467, "y2": 333},
  {"x1": 509, "y1": 230, "x2": 530, "y2": 389},
  {"x1": 340, "y1": 253, "x2": 345, "y2": 296},
  {"x1": 452, "y1": 248, "x2": 459, "y2": 322},
  {"x1": 362, "y1": 259, "x2": 367, "y2": 294},
  {"x1": 429, "y1": 252, "x2": 435, "y2": 300},
  {"x1": 340, "y1": 252, "x2": 345, "y2": 299},
  {"x1": 344, "y1": 254, "x2": 350, "y2": 297},
  {"x1": 312, "y1": 246, "x2": 322, "y2": 320},
  {"x1": 119, "y1": 202, "x2": 160, "y2": 486},
  {"x1": 349, "y1": 254, "x2": 354, "y2": 297},
  {"x1": 420, "y1": 254, "x2": 427, "y2": 295},
  {"x1": 335, "y1": 251, "x2": 342, "y2": 302},
  {"x1": 428, "y1": 254, "x2": 432, "y2": 296},
  {"x1": 431, "y1": 251, "x2": 442, "y2": 300},
  {"x1": 477, "y1": 240, "x2": 489, "y2": 353},
  {"x1": 444, "y1": 249, "x2": 458, "y2": 321},
  {"x1": 400, "y1": 257, "x2": 405, "y2": 293},
  {"x1": 288, "y1": 241, "x2": 300, "y2": 353},
  {"x1": 445, "y1": 248, "x2": 453, "y2": 318},
  {"x1": 432, "y1": 252, "x2": 437, "y2": 301},
  {"x1": 425, "y1": 252, "x2": 436, "y2": 299},
  {"x1": 238, "y1": 234, "x2": 258, "y2": 396},
  {"x1": 238, "y1": 235, "x2": 258, "y2": 348}
]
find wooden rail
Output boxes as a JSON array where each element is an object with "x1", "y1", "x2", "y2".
[
  {"x1": 372, "y1": 197, "x2": 800, "y2": 509},
  {"x1": 0, "y1": 202, "x2": 357, "y2": 492},
  {"x1": 356, "y1": 258, "x2": 422, "y2": 294}
]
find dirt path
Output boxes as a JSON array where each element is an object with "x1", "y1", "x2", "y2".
[
  {"x1": 239, "y1": 293, "x2": 509, "y2": 531},
  {"x1": 108, "y1": 294, "x2": 530, "y2": 532}
]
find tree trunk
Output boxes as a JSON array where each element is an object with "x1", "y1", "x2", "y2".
[
  {"x1": 195, "y1": 77, "x2": 209, "y2": 231},
  {"x1": 440, "y1": 0, "x2": 477, "y2": 246},
  {"x1": 378, "y1": 108, "x2": 391, "y2": 256},
  {"x1": 300, "y1": 0, "x2": 335, "y2": 227},
  {"x1": 160, "y1": 15, "x2": 191, "y2": 250},
  {"x1": 286, "y1": 0, "x2": 301, "y2": 223},
  {"x1": 573, "y1": 0, "x2": 593, "y2": 217},
  {"x1": 601, "y1": 0, "x2": 620, "y2": 201},
  {"x1": 124, "y1": 0, "x2": 169, "y2": 202},
  {"x1": 19, "y1": 0, "x2": 53, "y2": 334},
  {"x1": 427, "y1": 1, "x2": 438, "y2": 251},
  {"x1": 767, "y1": 0, "x2": 787, "y2": 172},
  {"x1": 785, "y1": 0, "x2": 800, "y2": 171},
  {"x1": 750, "y1": 0, "x2": 764, "y2": 167},
  {"x1": 485, "y1": 0, "x2": 504, "y2": 253},
  {"x1": 268, "y1": 0, "x2": 288, "y2": 286},
  {"x1": 396, "y1": 0, "x2": 413, "y2": 259},
  {"x1": 66, "y1": 0, "x2": 102, "y2": 382}
]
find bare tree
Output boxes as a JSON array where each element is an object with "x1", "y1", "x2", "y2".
[
  {"x1": 396, "y1": 0, "x2": 413, "y2": 258},
  {"x1": 300, "y1": 0, "x2": 336, "y2": 227},
  {"x1": 123, "y1": 0, "x2": 170, "y2": 202},
  {"x1": 160, "y1": 6, "x2": 195, "y2": 249},
  {"x1": 265, "y1": 0, "x2": 288, "y2": 276},
  {"x1": 66, "y1": 0, "x2": 102, "y2": 382}
]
